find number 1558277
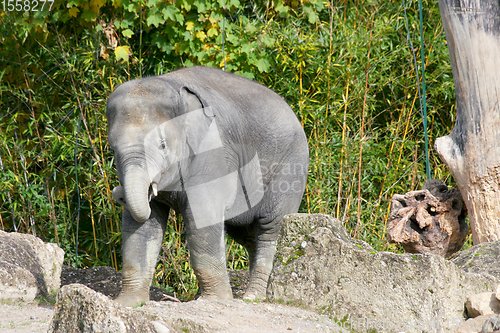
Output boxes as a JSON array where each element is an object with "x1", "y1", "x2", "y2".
[{"x1": 2, "y1": 0, "x2": 54, "y2": 12}]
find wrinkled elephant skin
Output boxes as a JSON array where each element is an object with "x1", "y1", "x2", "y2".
[{"x1": 107, "y1": 66, "x2": 309, "y2": 307}]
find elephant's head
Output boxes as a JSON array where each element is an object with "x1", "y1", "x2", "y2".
[{"x1": 107, "y1": 78, "x2": 221, "y2": 222}]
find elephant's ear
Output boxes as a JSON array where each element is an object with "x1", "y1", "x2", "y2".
[
  {"x1": 180, "y1": 87, "x2": 221, "y2": 155},
  {"x1": 180, "y1": 86, "x2": 204, "y2": 114}
]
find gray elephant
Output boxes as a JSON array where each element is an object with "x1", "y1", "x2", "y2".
[{"x1": 107, "y1": 66, "x2": 309, "y2": 307}]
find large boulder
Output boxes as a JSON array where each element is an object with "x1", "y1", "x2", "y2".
[
  {"x1": 50, "y1": 284, "x2": 170, "y2": 333},
  {"x1": 50, "y1": 284, "x2": 339, "y2": 333},
  {"x1": 0, "y1": 230, "x2": 64, "y2": 302},
  {"x1": 267, "y1": 214, "x2": 499, "y2": 333},
  {"x1": 451, "y1": 240, "x2": 500, "y2": 280}
]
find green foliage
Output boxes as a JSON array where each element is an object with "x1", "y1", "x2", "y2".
[
  {"x1": 0, "y1": 0, "x2": 457, "y2": 299},
  {"x1": 262, "y1": 0, "x2": 456, "y2": 251},
  {"x1": 153, "y1": 213, "x2": 197, "y2": 300}
]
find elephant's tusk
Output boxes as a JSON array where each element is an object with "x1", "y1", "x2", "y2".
[{"x1": 151, "y1": 182, "x2": 158, "y2": 197}]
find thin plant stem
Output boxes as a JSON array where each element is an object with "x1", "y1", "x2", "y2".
[{"x1": 355, "y1": 29, "x2": 374, "y2": 237}]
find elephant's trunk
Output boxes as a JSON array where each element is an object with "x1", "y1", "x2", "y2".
[{"x1": 122, "y1": 167, "x2": 152, "y2": 223}]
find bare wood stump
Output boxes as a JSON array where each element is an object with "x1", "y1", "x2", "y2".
[
  {"x1": 387, "y1": 180, "x2": 468, "y2": 257},
  {"x1": 436, "y1": 0, "x2": 500, "y2": 244}
]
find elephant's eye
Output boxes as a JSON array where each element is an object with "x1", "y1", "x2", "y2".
[{"x1": 159, "y1": 140, "x2": 166, "y2": 150}]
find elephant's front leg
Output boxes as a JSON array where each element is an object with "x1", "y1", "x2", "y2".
[
  {"x1": 116, "y1": 204, "x2": 168, "y2": 307},
  {"x1": 183, "y1": 173, "x2": 236, "y2": 300}
]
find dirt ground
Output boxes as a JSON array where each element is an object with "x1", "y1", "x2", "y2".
[
  {"x1": 0, "y1": 302, "x2": 54, "y2": 333},
  {"x1": 0, "y1": 298, "x2": 340, "y2": 333},
  {"x1": 0, "y1": 266, "x2": 339, "y2": 333},
  {"x1": 137, "y1": 298, "x2": 339, "y2": 332}
]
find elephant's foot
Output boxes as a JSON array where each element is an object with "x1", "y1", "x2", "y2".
[
  {"x1": 115, "y1": 290, "x2": 149, "y2": 308},
  {"x1": 195, "y1": 267, "x2": 233, "y2": 300},
  {"x1": 242, "y1": 281, "x2": 267, "y2": 302},
  {"x1": 244, "y1": 266, "x2": 271, "y2": 302},
  {"x1": 242, "y1": 290, "x2": 266, "y2": 302},
  {"x1": 197, "y1": 292, "x2": 233, "y2": 301},
  {"x1": 197, "y1": 283, "x2": 233, "y2": 300}
]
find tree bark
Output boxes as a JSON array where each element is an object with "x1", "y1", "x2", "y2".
[
  {"x1": 387, "y1": 180, "x2": 468, "y2": 257},
  {"x1": 436, "y1": 0, "x2": 500, "y2": 244}
]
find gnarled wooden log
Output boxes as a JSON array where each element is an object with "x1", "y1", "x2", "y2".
[
  {"x1": 436, "y1": 0, "x2": 500, "y2": 244},
  {"x1": 387, "y1": 180, "x2": 468, "y2": 257}
]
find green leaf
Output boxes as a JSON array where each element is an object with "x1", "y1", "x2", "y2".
[
  {"x1": 241, "y1": 43, "x2": 254, "y2": 55},
  {"x1": 195, "y1": 31, "x2": 207, "y2": 40},
  {"x1": 236, "y1": 71, "x2": 254, "y2": 79},
  {"x1": 311, "y1": 0, "x2": 325, "y2": 11},
  {"x1": 122, "y1": 29, "x2": 134, "y2": 38},
  {"x1": 147, "y1": 12, "x2": 164, "y2": 27},
  {"x1": 115, "y1": 45, "x2": 130, "y2": 62},
  {"x1": 304, "y1": 6, "x2": 319, "y2": 24},
  {"x1": 244, "y1": 23, "x2": 257, "y2": 34},
  {"x1": 81, "y1": 9, "x2": 98, "y2": 22},
  {"x1": 230, "y1": 0, "x2": 241, "y2": 9},
  {"x1": 68, "y1": 7, "x2": 80, "y2": 18},
  {"x1": 261, "y1": 35, "x2": 276, "y2": 47},
  {"x1": 175, "y1": 13, "x2": 185, "y2": 24},
  {"x1": 91, "y1": 0, "x2": 106, "y2": 9},
  {"x1": 185, "y1": 21, "x2": 195, "y2": 31},
  {"x1": 162, "y1": 5, "x2": 179, "y2": 22},
  {"x1": 275, "y1": 3, "x2": 289, "y2": 15},
  {"x1": 182, "y1": 30, "x2": 193, "y2": 41},
  {"x1": 125, "y1": 1, "x2": 139, "y2": 12},
  {"x1": 180, "y1": 0, "x2": 193, "y2": 11},
  {"x1": 207, "y1": 27, "x2": 218, "y2": 37},
  {"x1": 216, "y1": 0, "x2": 241, "y2": 9},
  {"x1": 52, "y1": 11, "x2": 61, "y2": 21},
  {"x1": 246, "y1": 52, "x2": 257, "y2": 64},
  {"x1": 193, "y1": 0, "x2": 206, "y2": 12},
  {"x1": 226, "y1": 33, "x2": 240, "y2": 46},
  {"x1": 255, "y1": 58, "x2": 270, "y2": 72}
]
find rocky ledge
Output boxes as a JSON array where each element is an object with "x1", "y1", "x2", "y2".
[
  {"x1": 3, "y1": 213, "x2": 500, "y2": 333},
  {"x1": 267, "y1": 214, "x2": 499, "y2": 333}
]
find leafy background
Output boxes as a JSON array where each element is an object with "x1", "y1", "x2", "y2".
[{"x1": 0, "y1": 0, "x2": 459, "y2": 299}]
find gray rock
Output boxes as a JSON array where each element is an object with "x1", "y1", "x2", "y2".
[
  {"x1": 0, "y1": 261, "x2": 38, "y2": 302},
  {"x1": 276, "y1": 212, "x2": 374, "y2": 252},
  {"x1": 482, "y1": 315, "x2": 500, "y2": 333},
  {"x1": 267, "y1": 213, "x2": 499, "y2": 333},
  {"x1": 451, "y1": 241, "x2": 500, "y2": 280},
  {"x1": 0, "y1": 230, "x2": 64, "y2": 302},
  {"x1": 456, "y1": 315, "x2": 496, "y2": 333},
  {"x1": 50, "y1": 284, "x2": 167, "y2": 333},
  {"x1": 466, "y1": 292, "x2": 500, "y2": 318}
]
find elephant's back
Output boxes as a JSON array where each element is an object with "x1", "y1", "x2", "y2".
[
  {"x1": 162, "y1": 66, "x2": 306, "y2": 149},
  {"x1": 164, "y1": 66, "x2": 274, "y2": 96}
]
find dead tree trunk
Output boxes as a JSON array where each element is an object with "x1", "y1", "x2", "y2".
[{"x1": 436, "y1": 0, "x2": 500, "y2": 244}]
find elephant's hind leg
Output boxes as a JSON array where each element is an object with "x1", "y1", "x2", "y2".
[
  {"x1": 243, "y1": 219, "x2": 280, "y2": 301},
  {"x1": 116, "y1": 203, "x2": 168, "y2": 307}
]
